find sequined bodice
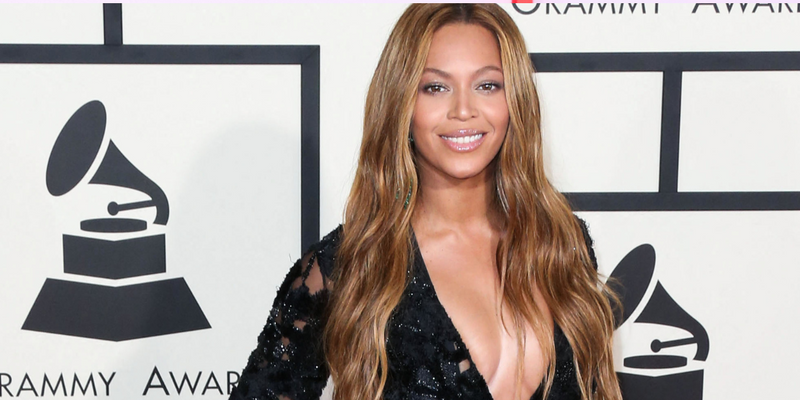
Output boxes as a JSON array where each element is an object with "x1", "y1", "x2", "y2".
[{"x1": 230, "y1": 225, "x2": 587, "y2": 400}]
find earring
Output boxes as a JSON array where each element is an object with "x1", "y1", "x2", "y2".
[
  {"x1": 404, "y1": 180, "x2": 413, "y2": 209},
  {"x1": 396, "y1": 179, "x2": 413, "y2": 209}
]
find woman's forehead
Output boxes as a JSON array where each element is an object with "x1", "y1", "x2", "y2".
[{"x1": 424, "y1": 24, "x2": 502, "y2": 75}]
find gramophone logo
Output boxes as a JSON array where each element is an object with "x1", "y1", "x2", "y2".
[
  {"x1": 609, "y1": 245, "x2": 710, "y2": 400},
  {"x1": 22, "y1": 100, "x2": 210, "y2": 341}
]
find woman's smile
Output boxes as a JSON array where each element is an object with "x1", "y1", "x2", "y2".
[{"x1": 439, "y1": 129, "x2": 487, "y2": 152}]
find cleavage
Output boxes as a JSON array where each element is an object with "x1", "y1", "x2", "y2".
[{"x1": 415, "y1": 234, "x2": 548, "y2": 400}]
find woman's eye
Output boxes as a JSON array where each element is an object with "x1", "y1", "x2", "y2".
[
  {"x1": 423, "y1": 83, "x2": 447, "y2": 94},
  {"x1": 478, "y1": 82, "x2": 502, "y2": 91}
]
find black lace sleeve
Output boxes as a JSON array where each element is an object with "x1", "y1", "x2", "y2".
[{"x1": 230, "y1": 227, "x2": 342, "y2": 400}]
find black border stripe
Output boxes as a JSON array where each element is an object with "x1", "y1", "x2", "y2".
[
  {"x1": 531, "y1": 52, "x2": 800, "y2": 72},
  {"x1": 659, "y1": 71, "x2": 682, "y2": 193},
  {"x1": 300, "y1": 47, "x2": 321, "y2": 251},
  {"x1": 103, "y1": 4, "x2": 123, "y2": 46},
  {"x1": 0, "y1": 44, "x2": 321, "y2": 248},
  {"x1": 566, "y1": 192, "x2": 800, "y2": 211},
  {"x1": 535, "y1": 50, "x2": 800, "y2": 212},
  {"x1": 0, "y1": 44, "x2": 315, "y2": 65}
]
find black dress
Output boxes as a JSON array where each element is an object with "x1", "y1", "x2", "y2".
[{"x1": 230, "y1": 222, "x2": 597, "y2": 400}]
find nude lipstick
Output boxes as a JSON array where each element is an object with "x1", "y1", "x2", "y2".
[{"x1": 439, "y1": 129, "x2": 487, "y2": 152}]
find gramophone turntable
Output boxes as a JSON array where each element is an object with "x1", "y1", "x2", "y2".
[
  {"x1": 23, "y1": 100, "x2": 210, "y2": 341},
  {"x1": 609, "y1": 244, "x2": 709, "y2": 400}
]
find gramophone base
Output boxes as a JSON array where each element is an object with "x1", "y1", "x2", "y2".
[
  {"x1": 618, "y1": 370, "x2": 704, "y2": 400},
  {"x1": 22, "y1": 277, "x2": 210, "y2": 341},
  {"x1": 63, "y1": 233, "x2": 166, "y2": 279}
]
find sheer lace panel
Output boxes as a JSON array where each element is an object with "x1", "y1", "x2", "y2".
[
  {"x1": 291, "y1": 252, "x2": 329, "y2": 296},
  {"x1": 230, "y1": 249, "x2": 333, "y2": 400}
]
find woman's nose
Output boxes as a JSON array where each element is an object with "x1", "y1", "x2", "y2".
[{"x1": 447, "y1": 89, "x2": 478, "y2": 121}]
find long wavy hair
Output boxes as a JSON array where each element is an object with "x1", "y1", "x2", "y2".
[{"x1": 324, "y1": 4, "x2": 621, "y2": 400}]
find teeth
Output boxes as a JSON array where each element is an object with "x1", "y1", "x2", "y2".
[{"x1": 443, "y1": 133, "x2": 483, "y2": 144}]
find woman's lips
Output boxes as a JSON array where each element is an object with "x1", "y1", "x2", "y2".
[{"x1": 439, "y1": 131, "x2": 486, "y2": 152}]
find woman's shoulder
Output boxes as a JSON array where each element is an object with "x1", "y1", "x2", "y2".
[
  {"x1": 574, "y1": 215, "x2": 592, "y2": 244},
  {"x1": 574, "y1": 215, "x2": 598, "y2": 271},
  {"x1": 303, "y1": 224, "x2": 343, "y2": 279}
]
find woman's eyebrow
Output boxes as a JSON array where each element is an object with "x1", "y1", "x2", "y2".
[
  {"x1": 421, "y1": 67, "x2": 452, "y2": 79},
  {"x1": 474, "y1": 65, "x2": 503, "y2": 76},
  {"x1": 422, "y1": 65, "x2": 503, "y2": 79}
]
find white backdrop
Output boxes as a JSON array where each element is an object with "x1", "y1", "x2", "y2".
[
  {"x1": 1, "y1": 3, "x2": 799, "y2": 400},
  {"x1": 0, "y1": 57, "x2": 303, "y2": 398}
]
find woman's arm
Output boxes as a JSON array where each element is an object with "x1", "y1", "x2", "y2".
[{"x1": 230, "y1": 228, "x2": 341, "y2": 400}]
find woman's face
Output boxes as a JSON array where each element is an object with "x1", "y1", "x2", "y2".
[{"x1": 411, "y1": 23, "x2": 509, "y2": 182}]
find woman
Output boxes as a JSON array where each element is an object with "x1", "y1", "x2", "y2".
[{"x1": 231, "y1": 4, "x2": 620, "y2": 400}]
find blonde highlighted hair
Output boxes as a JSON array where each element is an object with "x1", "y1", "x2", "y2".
[{"x1": 324, "y1": 4, "x2": 621, "y2": 400}]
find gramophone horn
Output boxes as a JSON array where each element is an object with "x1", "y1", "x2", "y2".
[
  {"x1": 46, "y1": 100, "x2": 169, "y2": 226},
  {"x1": 608, "y1": 244, "x2": 656, "y2": 327},
  {"x1": 46, "y1": 101, "x2": 106, "y2": 196},
  {"x1": 636, "y1": 281, "x2": 710, "y2": 361},
  {"x1": 90, "y1": 140, "x2": 170, "y2": 225}
]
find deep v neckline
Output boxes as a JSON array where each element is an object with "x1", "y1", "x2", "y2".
[{"x1": 410, "y1": 231, "x2": 542, "y2": 400}]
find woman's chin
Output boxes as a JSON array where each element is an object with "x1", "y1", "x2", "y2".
[
  {"x1": 415, "y1": 151, "x2": 498, "y2": 183},
  {"x1": 438, "y1": 163, "x2": 494, "y2": 181}
]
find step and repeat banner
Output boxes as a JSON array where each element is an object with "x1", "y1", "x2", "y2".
[{"x1": 0, "y1": 3, "x2": 798, "y2": 400}]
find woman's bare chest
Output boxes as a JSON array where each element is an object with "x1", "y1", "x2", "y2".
[{"x1": 419, "y1": 240, "x2": 548, "y2": 400}]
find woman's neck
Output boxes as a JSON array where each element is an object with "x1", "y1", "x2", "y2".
[{"x1": 412, "y1": 164, "x2": 502, "y2": 234}]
